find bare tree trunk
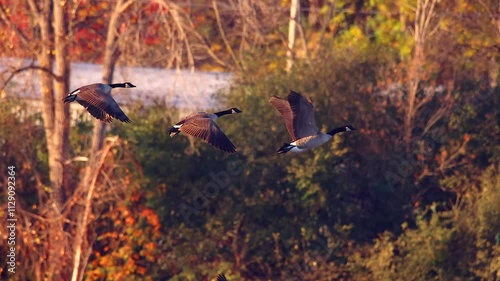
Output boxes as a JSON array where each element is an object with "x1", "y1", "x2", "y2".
[
  {"x1": 70, "y1": 137, "x2": 120, "y2": 281},
  {"x1": 90, "y1": 0, "x2": 133, "y2": 154},
  {"x1": 314, "y1": 0, "x2": 336, "y2": 56},
  {"x1": 89, "y1": 40, "x2": 116, "y2": 152},
  {"x1": 404, "y1": 0, "x2": 438, "y2": 155},
  {"x1": 34, "y1": 0, "x2": 57, "y2": 193},
  {"x1": 286, "y1": 0, "x2": 300, "y2": 72},
  {"x1": 53, "y1": 0, "x2": 71, "y2": 205},
  {"x1": 47, "y1": 0, "x2": 71, "y2": 279},
  {"x1": 404, "y1": 42, "x2": 423, "y2": 155},
  {"x1": 20, "y1": 0, "x2": 72, "y2": 279},
  {"x1": 29, "y1": 0, "x2": 68, "y2": 203},
  {"x1": 73, "y1": 2, "x2": 133, "y2": 279},
  {"x1": 89, "y1": 31, "x2": 117, "y2": 153},
  {"x1": 31, "y1": 1, "x2": 61, "y2": 280}
]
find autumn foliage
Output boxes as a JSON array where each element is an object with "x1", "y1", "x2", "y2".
[{"x1": 0, "y1": 0, "x2": 499, "y2": 280}]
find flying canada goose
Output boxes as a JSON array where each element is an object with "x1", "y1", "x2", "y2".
[
  {"x1": 168, "y1": 108, "x2": 242, "y2": 154},
  {"x1": 63, "y1": 82, "x2": 135, "y2": 123},
  {"x1": 269, "y1": 90, "x2": 356, "y2": 154},
  {"x1": 216, "y1": 274, "x2": 228, "y2": 281}
]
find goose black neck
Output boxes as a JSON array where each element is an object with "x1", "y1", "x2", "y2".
[
  {"x1": 214, "y1": 109, "x2": 233, "y2": 117},
  {"x1": 109, "y1": 83, "x2": 127, "y2": 88},
  {"x1": 327, "y1": 126, "x2": 346, "y2": 136}
]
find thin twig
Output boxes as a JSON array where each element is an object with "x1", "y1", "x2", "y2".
[
  {"x1": 1, "y1": 65, "x2": 62, "y2": 91},
  {"x1": 212, "y1": 0, "x2": 242, "y2": 71},
  {"x1": 314, "y1": 0, "x2": 336, "y2": 56},
  {"x1": 296, "y1": 16, "x2": 311, "y2": 65}
]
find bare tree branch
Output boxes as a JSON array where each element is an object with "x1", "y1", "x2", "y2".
[
  {"x1": 213, "y1": 0, "x2": 242, "y2": 71},
  {"x1": 314, "y1": 0, "x2": 337, "y2": 56},
  {"x1": 404, "y1": 0, "x2": 442, "y2": 155},
  {"x1": 1, "y1": 65, "x2": 63, "y2": 92},
  {"x1": 296, "y1": 15, "x2": 311, "y2": 65},
  {"x1": 70, "y1": 136, "x2": 120, "y2": 281},
  {"x1": 161, "y1": 1, "x2": 196, "y2": 71},
  {"x1": 286, "y1": 0, "x2": 300, "y2": 72}
]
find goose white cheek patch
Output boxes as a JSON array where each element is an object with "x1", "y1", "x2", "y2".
[{"x1": 174, "y1": 124, "x2": 183, "y2": 128}]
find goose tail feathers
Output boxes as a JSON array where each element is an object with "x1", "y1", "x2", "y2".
[
  {"x1": 168, "y1": 127, "x2": 180, "y2": 137},
  {"x1": 63, "y1": 95, "x2": 77, "y2": 103},
  {"x1": 277, "y1": 143, "x2": 294, "y2": 154}
]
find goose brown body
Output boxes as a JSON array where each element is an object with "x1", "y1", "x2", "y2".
[
  {"x1": 63, "y1": 82, "x2": 135, "y2": 123},
  {"x1": 270, "y1": 90, "x2": 356, "y2": 154},
  {"x1": 168, "y1": 108, "x2": 242, "y2": 154}
]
